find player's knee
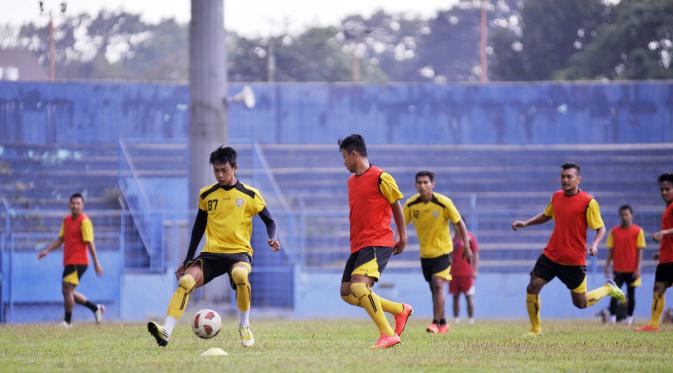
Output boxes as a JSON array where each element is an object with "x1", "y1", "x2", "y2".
[
  {"x1": 526, "y1": 282, "x2": 541, "y2": 294},
  {"x1": 179, "y1": 274, "x2": 197, "y2": 293},
  {"x1": 231, "y1": 266, "x2": 249, "y2": 286},
  {"x1": 350, "y1": 282, "x2": 368, "y2": 297},
  {"x1": 572, "y1": 298, "x2": 587, "y2": 309}
]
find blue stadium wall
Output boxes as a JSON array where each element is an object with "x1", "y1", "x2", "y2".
[
  {"x1": 2, "y1": 81, "x2": 672, "y2": 145},
  {"x1": 2, "y1": 80, "x2": 673, "y2": 322}
]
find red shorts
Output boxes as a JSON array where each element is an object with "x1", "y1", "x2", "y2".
[{"x1": 450, "y1": 275, "x2": 474, "y2": 296}]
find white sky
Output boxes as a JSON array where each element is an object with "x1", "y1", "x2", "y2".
[{"x1": 3, "y1": 0, "x2": 457, "y2": 37}]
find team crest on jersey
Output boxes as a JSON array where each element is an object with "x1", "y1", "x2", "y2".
[
  {"x1": 432, "y1": 210, "x2": 440, "y2": 218},
  {"x1": 236, "y1": 198, "x2": 244, "y2": 207}
]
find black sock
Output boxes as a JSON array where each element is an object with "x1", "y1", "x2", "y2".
[
  {"x1": 82, "y1": 300, "x2": 98, "y2": 313},
  {"x1": 65, "y1": 312, "x2": 72, "y2": 324},
  {"x1": 439, "y1": 318, "x2": 447, "y2": 325},
  {"x1": 432, "y1": 319, "x2": 440, "y2": 325}
]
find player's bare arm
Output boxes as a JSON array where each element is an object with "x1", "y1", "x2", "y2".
[
  {"x1": 652, "y1": 227, "x2": 673, "y2": 242},
  {"x1": 454, "y1": 219, "x2": 472, "y2": 263},
  {"x1": 391, "y1": 200, "x2": 407, "y2": 255},
  {"x1": 604, "y1": 250, "x2": 613, "y2": 277},
  {"x1": 37, "y1": 237, "x2": 64, "y2": 259},
  {"x1": 512, "y1": 212, "x2": 551, "y2": 230},
  {"x1": 588, "y1": 226, "x2": 606, "y2": 256},
  {"x1": 87, "y1": 241, "x2": 104, "y2": 276}
]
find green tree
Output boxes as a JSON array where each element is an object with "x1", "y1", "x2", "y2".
[
  {"x1": 490, "y1": 0, "x2": 611, "y2": 81},
  {"x1": 560, "y1": 0, "x2": 673, "y2": 80}
]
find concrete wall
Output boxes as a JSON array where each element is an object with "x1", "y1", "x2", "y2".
[{"x1": 2, "y1": 81, "x2": 672, "y2": 145}]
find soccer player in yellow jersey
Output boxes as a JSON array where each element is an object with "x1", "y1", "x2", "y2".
[
  {"x1": 403, "y1": 171, "x2": 472, "y2": 334},
  {"x1": 147, "y1": 146, "x2": 280, "y2": 347}
]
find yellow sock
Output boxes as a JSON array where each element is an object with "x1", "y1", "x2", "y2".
[
  {"x1": 351, "y1": 282, "x2": 395, "y2": 337},
  {"x1": 231, "y1": 267, "x2": 251, "y2": 312},
  {"x1": 341, "y1": 293, "x2": 360, "y2": 306},
  {"x1": 343, "y1": 292, "x2": 403, "y2": 315},
  {"x1": 379, "y1": 296, "x2": 404, "y2": 316},
  {"x1": 526, "y1": 293, "x2": 541, "y2": 333},
  {"x1": 586, "y1": 284, "x2": 610, "y2": 307},
  {"x1": 167, "y1": 274, "x2": 196, "y2": 319},
  {"x1": 651, "y1": 293, "x2": 665, "y2": 328}
]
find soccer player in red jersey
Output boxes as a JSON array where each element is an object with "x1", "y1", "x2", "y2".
[
  {"x1": 38, "y1": 193, "x2": 105, "y2": 326},
  {"x1": 338, "y1": 134, "x2": 413, "y2": 349},
  {"x1": 512, "y1": 163, "x2": 625, "y2": 335},
  {"x1": 635, "y1": 173, "x2": 673, "y2": 332},
  {"x1": 604, "y1": 205, "x2": 646, "y2": 325},
  {"x1": 451, "y1": 231, "x2": 479, "y2": 325}
]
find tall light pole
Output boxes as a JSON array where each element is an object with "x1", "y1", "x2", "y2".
[
  {"x1": 189, "y1": 0, "x2": 228, "y2": 209},
  {"x1": 479, "y1": 0, "x2": 489, "y2": 83},
  {"x1": 39, "y1": 1, "x2": 66, "y2": 81}
]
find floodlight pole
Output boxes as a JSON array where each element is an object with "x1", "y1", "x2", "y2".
[
  {"x1": 479, "y1": 0, "x2": 489, "y2": 83},
  {"x1": 189, "y1": 0, "x2": 228, "y2": 209}
]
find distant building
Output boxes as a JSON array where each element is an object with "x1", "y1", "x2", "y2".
[{"x1": 0, "y1": 48, "x2": 48, "y2": 81}]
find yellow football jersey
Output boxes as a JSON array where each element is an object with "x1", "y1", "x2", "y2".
[
  {"x1": 403, "y1": 192, "x2": 462, "y2": 258},
  {"x1": 198, "y1": 181, "x2": 266, "y2": 256}
]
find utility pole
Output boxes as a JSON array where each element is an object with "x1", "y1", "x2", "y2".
[
  {"x1": 48, "y1": 14, "x2": 55, "y2": 80},
  {"x1": 479, "y1": 0, "x2": 489, "y2": 83},
  {"x1": 39, "y1": 1, "x2": 66, "y2": 81},
  {"x1": 189, "y1": 0, "x2": 228, "y2": 209}
]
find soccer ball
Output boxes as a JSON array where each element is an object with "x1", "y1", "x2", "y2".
[{"x1": 192, "y1": 309, "x2": 222, "y2": 339}]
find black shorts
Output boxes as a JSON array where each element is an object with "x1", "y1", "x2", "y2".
[
  {"x1": 341, "y1": 246, "x2": 393, "y2": 283},
  {"x1": 531, "y1": 254, "x2": 586, "y2": 291},
  {"x1": 186, "y1": 252, "x2": 252, "y2": 289},
  {"x1": 421, "y1": 254, "x2": 452, "y2": 283},
  {"x1": 655, "y1": 263, "x2": 673, "y2": 285},
  {"x1": 62, "y1": 264, "x2": 87, "y2": 286},
  {"x1": 613, "y1": 272, "x2": 637, "y2": 288}
]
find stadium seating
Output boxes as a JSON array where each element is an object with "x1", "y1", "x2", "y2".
[{"x1": 259, "y1": 143, "x2": 671, "y2": 272}]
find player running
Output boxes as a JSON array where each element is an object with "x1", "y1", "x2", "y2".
[
  {"x1": 512, "y1": 163, "x2": 625, "y2": 336},
  {"x1": 604, "y1": 205, "x2": 645, "y2": 325},
  {"x1": 403, "y1": 170, "x2": 472, "y2": 333},
  {"x1": 38, "y1": 193, "x2": 105, "y2": 327},
  {"x1": 147, "y1": 146, "x2": 280, "y2": 347},
  {"x1": 635, "y1": 173, "x2": 673, "y2": 332},
  {"x1": 338, "y1": 134, "x2": 413, "y2": 349}
]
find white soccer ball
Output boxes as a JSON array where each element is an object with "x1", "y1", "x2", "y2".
[{"x1": 192, "y1": 308, "x2": 222, "y2": 339}]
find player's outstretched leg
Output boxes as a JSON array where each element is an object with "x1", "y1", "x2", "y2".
[
  {"x1": 587, "y1": 279, "x2": 626, "y2": 306},
  {"x1": 341, "y1": 284, "x2": 412, "y2": 337},
  {"x1": 350, "y1": 282, "x2": 400, "y2": 349},
  {"x1": 231, "y1": 265, "x2": 255, "y2": 347},
  {"x1": 147, "y1": 273, "x2": 197, "y2": 347},
  {"x1": 74, "y1": 291, "x2": 104, "y2": 324}
]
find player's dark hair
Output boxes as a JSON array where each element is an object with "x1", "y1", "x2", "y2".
[
  {"x1": 209, "y1": 146, "x2": 237, "y2": 167},
  {"x1": 658, "y1": 173, "x2": 673, "y2": 184},
  {"x1": 415, "y1": 170, "x2": 435, "y2": 183},
  {"x1": 69, "y1": 193, "x2": 84, "y2": 202},
  {"x1": 561, "y1": 162, "x2": 581, "y2": 174},
  {"x1": 338, "y1": 134, "x2": 367, "y2": 157},
  {"x1": 618, "y1": 204, "x2": 632, "y2": 214}
]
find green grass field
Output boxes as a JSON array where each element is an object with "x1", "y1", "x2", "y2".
[{"x1": 1, "y1": 319, "x2": 672, "y2": 372}]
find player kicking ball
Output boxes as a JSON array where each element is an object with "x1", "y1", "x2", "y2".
[
  {"x1": 512, "y1": 163, "x2": 625, "y2": 336},
  {"x1": 147, "y1": 146, "x2": 280, "y2": 347}
]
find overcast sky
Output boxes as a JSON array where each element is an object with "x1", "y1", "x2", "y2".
[{"x1": 3, "y1": 0, "x2": 457, "y2": 37}]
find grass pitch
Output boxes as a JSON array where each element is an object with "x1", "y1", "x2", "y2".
[{"x1": 0, "y1": 319, "x2": 672, "y2": 372}]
